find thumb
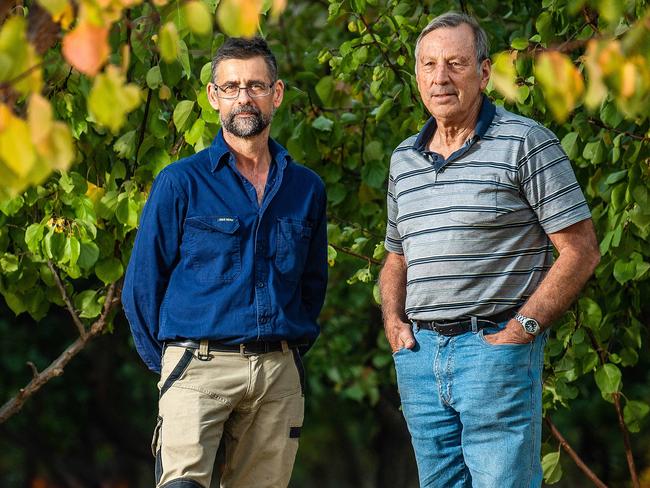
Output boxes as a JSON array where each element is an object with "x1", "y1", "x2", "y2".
[{"x1": 400, "y1": 329, "x2": 416, "y2": 349}]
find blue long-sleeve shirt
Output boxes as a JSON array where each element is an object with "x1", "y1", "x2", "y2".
[{"x1": 122, "y1": 131, "x2": 328, "y2": 373}]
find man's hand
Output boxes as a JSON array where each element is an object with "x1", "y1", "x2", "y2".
[
  {"x1": 384, "y1": 319, "x2": 416, "y2": 353},
  {"x1": 483, "y1": 319, "x2": 534, "y2": 345}
]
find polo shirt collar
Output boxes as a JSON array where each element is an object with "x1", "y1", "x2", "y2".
[
  {"x1": 209, "y1": 129, "x2": 290, "y2": 172},
  {"x1": 414, "y1": 94, "x2": 496, "y2": 151}
]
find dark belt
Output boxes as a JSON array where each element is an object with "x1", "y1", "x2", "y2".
[
  {"x1": 166, "y1": 339, "x2": 307, "y2": 354},
  {"x1": 414, "y1": 308, "x2": 517, "y2": 337}
]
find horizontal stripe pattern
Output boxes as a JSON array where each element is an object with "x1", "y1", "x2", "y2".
[{"x1": 385, "y1": 104, "x2": 591, "y2": 321}]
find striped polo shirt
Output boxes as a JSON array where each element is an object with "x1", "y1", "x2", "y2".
[{"x1": 384, "y1": 96, "x2": 591, "y2": 320}]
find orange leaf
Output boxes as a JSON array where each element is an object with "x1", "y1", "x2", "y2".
[{"x1": 62, "y1": 21, "x2": 110, "y2": 76}]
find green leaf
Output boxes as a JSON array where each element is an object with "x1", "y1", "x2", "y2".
[
  {"x1": 74, "y1": 290, "x2": 102, "y2": 319},
  {"x1": 312, "y1": 115, "x2": 334, "y2": 132},
  {"x1": 315, "y1": 76, "x2": 334, "y2": 105},
  {"x1": 184, "y1": 0, "x2": 212, "y2": 35},
  {"x1": 77, "y1": 241, "x2": 100, "y2": 270},
  {"x1": 0, "y1": 253, "x2": 19, "y2": 273},
  {"x1": 43, "y1": 227, "x2": 66, "y2": 261},
  {"x1": 115, "y1": 195, "x2": 140, "y2": 229},
  {"x1": 510, "y1": 37, "x2": 529, "y2": 50},
  {"x1": 560, "y1": 132, "x2": 580, "y2": 160},
  {"x1": 613, "y1": 259, "x2": 636, "y2": 284},
  {"x1": 200, "y1": 62, "x2": 213, "y2": 85},
  {"x1": 95, "y1": 257, "x2": 124, "y2": 284},
  {"x1": 146, "y1": 66, "x2": 163, "y2": 90},
  {"x1": 363, "y1": 141, "x2": 383, "y2": 162},
  {"x1": 24, "y1": 223, "x2": 44, "y2": 254},
  {"x1": 542, "y1": 451, "x2": 562, "y2": 484},
  {"x1": 375, "y1": 99, "x2": 392, "y2": 121},
  {"x1": 88, "y1": 66, "x2": 142, "y2": 133},
  {"x1": 113, "y1": 130, "x2": 137, "y2": 159},
  {"x1": 606, "y1": 169, "x2": 628, "y2": 185},
  {"x1": 579, "y1": 297, "x2": 602, "y2": 329},
  {"x1": 624, "y1": 400, "x2": 650, "y2": 433},
  {"x1": 159, "y1": 22, "x2": 180, "y2": 63},
  {"x1": 185, "y1": 118, "x2": 206, "y2": 145},
  {"x1": 595, "y1": 363, "x2": 622, "y2": 395},
  {"x1": 3, "y1": 291, "x2": 27, "y2": 316},
  {"x1": 173, "y1": 100, "x2": 195, "y2": 133},
  {"x1": 63, "y1": 236, "x2": 80, "y2": 267}
]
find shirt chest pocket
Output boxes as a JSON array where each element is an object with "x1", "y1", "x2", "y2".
[
  {"x1": 443, "y1": 177, "x2": 499, "y2": 225},
  {"x1": 184, "y1": 216, "x2": 241, "y2": 283},
  {"x1": 275, "y1": 218, "x2": 312, "y2": 283}
]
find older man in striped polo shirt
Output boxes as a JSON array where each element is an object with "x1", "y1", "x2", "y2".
[{"x1": 379, "y1": 12, "x2": 601, "y2": 488}]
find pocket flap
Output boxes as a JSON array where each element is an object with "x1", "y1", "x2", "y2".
[
  {"x1": 278, "y1": 218, "x2": 312, "y2": 239},
  {"x1": 185, "y1": 216, "x2": 240, "y2": 234}
]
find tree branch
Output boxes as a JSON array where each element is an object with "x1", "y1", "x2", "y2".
[
  {"x1": 544, "y1": 415, "x2": 608, "y2": 488},
  {"x1": 331, "y1": 243, "x2": 381, "y2": 266},
  {"x1": 47, "y1": 260, "x2": 86, "y2": 339},
  {"x1": 584, "y1": 326, "x2": 639, "y2": 487},
  {"x1": 0, "y1": 283, "x2": 121, "y2": 424}
]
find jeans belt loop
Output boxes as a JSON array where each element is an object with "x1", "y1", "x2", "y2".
[
  {"x1": 198, "y1": 339, "x2": 212, "y2": 361},
  {"x1": 471, "y1": 316, "x2": 478, "y2": 333}
]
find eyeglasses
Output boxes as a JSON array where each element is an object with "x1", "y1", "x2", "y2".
[{"x1": 215, "y1": 81, "x2": 275, "y2": 99}]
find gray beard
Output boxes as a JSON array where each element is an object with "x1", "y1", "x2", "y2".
[{"x1": 222, "y1": 104, "x2": 272, "y2": 138}]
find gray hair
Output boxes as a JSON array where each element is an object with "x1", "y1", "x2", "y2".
[
  {"x1": 211, "y1": 36, "x2": 278, "y2": 83},
  {"x1": 414, "y1": 12, "x2": 490, "y2": 73}
]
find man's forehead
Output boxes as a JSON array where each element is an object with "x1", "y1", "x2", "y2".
[
  {"x1": 418, "y1": 25, "x2": 475, "y2": 58},
  {"x1": 215, "y1": 56, "x2": 270, "y2": 80}
]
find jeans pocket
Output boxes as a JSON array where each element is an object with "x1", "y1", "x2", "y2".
[{"x1": 477, "y1": 328, "x2": 531, "y2": 348}]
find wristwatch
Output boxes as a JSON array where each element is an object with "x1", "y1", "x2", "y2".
[{"x1": 514, "y1": 313, "x2": 541, "y2": 336}]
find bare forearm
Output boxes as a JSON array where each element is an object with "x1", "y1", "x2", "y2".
[
  {"x1": 379, "y1": 253, "x2": 408, "y2": 322},
  {"x1": 519, "y1": 249, "x2": 598, "y2": 328},
  {"x1": 520, "y1": 219, "x2": 600, "y2": 330}
]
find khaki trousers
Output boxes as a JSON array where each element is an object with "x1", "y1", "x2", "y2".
[{"x1": 152, "y1": 344, "x2": 305, "y2": 488}]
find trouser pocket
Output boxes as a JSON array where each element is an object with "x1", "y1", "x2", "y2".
[
  {"x1": 159, "y1": 348, "x2": 194, "y2": 398},
  {"x1": 151, "y1": 416, "x2": 163, "y2": 483},
  {"x1": 291, "y1": 349, "x2": 305, "y2": 395}
]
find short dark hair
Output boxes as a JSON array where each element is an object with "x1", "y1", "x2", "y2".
[{"x1": 211, "y1": 37, "x2": 278, "y2": 83}]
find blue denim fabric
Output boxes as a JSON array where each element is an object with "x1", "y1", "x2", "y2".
[
  {"x1": 122, "y1": 131, "x2": 328, "y2": 373},
  {"x1": 393, "y1": 321, "x2": 547, "y2": 488}
]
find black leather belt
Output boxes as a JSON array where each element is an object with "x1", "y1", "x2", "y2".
[
  {"x1": 414, "y1": 308, "x2": 517, "y2": 337},
  {"x1": 166, "y1": 339, "x2": 307, "y2": 354}
]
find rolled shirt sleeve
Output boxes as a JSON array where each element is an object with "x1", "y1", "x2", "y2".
[{"x1": 122, "y1": 171, "x2": 187, "y2": 373}]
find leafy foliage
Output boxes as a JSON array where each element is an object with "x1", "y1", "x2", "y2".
[{"x1": 0, "y1": 0, "x2": 649, "y2": 485}]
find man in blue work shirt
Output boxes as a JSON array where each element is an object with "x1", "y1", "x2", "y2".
[{"x1": 122, "y1": 37, "x2": 328, "y2": 488}]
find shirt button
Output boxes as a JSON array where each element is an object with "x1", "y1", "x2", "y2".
[
  {"x1": 256, "y1": 281, "x2": 265, "y2": 288},
  {"x1": 259, "y1": 316, "x2": 268, "y2": 324}
]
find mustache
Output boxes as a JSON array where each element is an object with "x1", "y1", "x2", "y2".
[{"x1": 231, "y1": 104, "x2": 262, "y2": 116}]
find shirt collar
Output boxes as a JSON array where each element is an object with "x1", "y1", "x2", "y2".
[
  {"x1": 208, "y1": 129, "x2": 291, "y2": 172},
  {"x1": 414, "y1": 94, "x2": 496, "y2": 152}
]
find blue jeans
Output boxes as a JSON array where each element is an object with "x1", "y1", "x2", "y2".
[{"x1": 393, "y1": 321, "x2": 547, "y2": 488}]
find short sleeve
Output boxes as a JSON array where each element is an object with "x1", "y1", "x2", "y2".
[{"x1": 384, "y1": 172, "x2": 404, "y2": 254}]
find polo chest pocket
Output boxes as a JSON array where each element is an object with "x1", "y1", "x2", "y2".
[
  {"x1": 276, "y1": 218, "x2": 312, "y2": 282},
  {"x1": 444, "y1": 177, "x2": 499, "y2": 225},
  {"x1": 185, "y1": 216, "x2": 241, "y2": 282}
]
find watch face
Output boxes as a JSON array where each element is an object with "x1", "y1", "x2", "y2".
[{"x1": 524, "y1": 319, "x2": 538, "y2": 333}]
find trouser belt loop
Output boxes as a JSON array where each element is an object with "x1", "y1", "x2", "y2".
[
  {"x1": 281, "y1": 340, "x2": 289, "y2": 354},
  {"x1": 197, "y1": 339, "x2": 212, "y2": 361},
  {"x1": 239, "y1": 344, "x2": 246, "y2": 356},
  {"x1": 471, "y1": 316, "x2": 478, "y2": 333}
]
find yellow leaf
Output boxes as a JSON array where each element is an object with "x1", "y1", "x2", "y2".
[
  {"x1": 53, "y1": 1, "x2": 74, "y2": 29},
  {"x1": 491, "y1": 51, "x2": 519, "y2": 101},
  {"x1": 583, "y1": 40, "x2": 608, "y2": 110},
  {"x1": 620, "y1": 61, "x2": 637, "y2": 98},
  {"x1": 0, "y1": 105, "x2": 37, "y2": 178},
  {"x1": 271, "y1": 0, "x2": 287, "y2": 17},
  {"x1": 28, "y1": 94, "x2": 53, "y2": 146},
  {"x1": 88, "y1": 65, "x2": 142, "y2": 132},
  {"x1": 184, "y1": 1, "x2": 212, "y2": 36},
  {"x1": 37, "y1": 0, "x2": 69, "y2": 18},
  {"x1": 0, "y1": 17, "x2": 43, "y2": 95},
  {"x1": 62, "y1": 20, "x2": 110, "y2": 76},
  {"x1": 534, "y1": 51, "x2": 585, "y2": 123},
  {"x1": 159, "y1": 22, "x2": 179, "y2": 63},
  {"x1": 217, "y1": 0, "x2": 262, "y2": 38}
]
